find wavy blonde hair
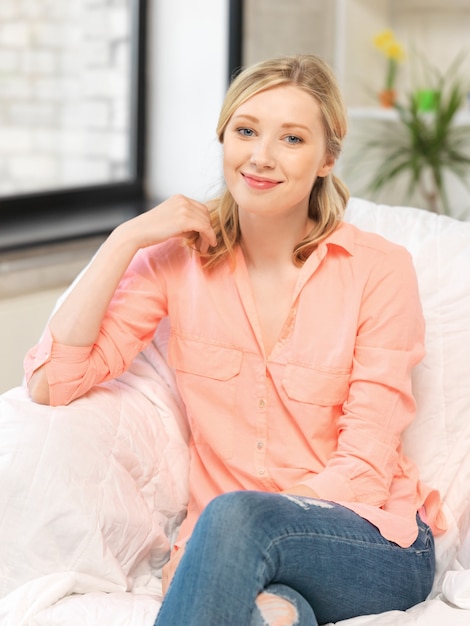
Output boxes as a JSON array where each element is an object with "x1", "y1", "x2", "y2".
[{"x1": 188, "y1": 54, "x2": 350, "y2": 268}]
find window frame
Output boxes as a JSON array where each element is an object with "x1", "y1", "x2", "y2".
[
  {"x1": 228, "y1": 0, "x2": 244, "y2": 79},
  {"x1": 0, "y1": 0, "x2": 148, "y2": 252}
]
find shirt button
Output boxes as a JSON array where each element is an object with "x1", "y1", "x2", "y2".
[
  {"x1": 258, "y1": 468, "x2": 265, "y2": 475},
  {"x1": 258, "y1": 398, "x2": 266, "y2": 409},
  {"x1": 257, "y1": 441, "x2": 264, "y2": 449}
]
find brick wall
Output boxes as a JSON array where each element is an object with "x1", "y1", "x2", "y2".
[{"x1": 0, "y1": 0, "x2": 131, "y2": 196}]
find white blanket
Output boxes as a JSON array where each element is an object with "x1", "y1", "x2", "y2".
[
  {"x1": 0, "y1": 320, "x2": 188, "y2": 625},
  {"x1": 1, "y1": 198, "x2": 470, "y2": 625}
]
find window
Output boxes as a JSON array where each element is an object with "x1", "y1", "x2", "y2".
[{"x1": 0, "y1": 0, "x2": 147, "y2": 250}]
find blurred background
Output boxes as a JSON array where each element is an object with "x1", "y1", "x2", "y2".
[{"x1": 1, "y1": 0, "x2": 469, "y2": 392}]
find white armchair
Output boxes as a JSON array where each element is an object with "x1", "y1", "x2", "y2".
[{"x1": 1, "y1": 197, "x2": 469, "y2": 625}]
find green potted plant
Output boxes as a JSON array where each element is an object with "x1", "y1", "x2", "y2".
[{"x1": 353, "y1": 55, "x2": 470, "y2": 215}]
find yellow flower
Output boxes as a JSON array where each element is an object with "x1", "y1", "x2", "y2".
[
  {"x1": 373, "y1": 29, "x2": 406, "y2": 91},
  {"x1": 386, "y1": 41, "x2": 405, "y2": 62},
  {"x1": 373, "y1": 29, "x2": 394, "y2": 53},
  {"x1": 373, "y1": 29, "x2": 406, "y2": 61}
]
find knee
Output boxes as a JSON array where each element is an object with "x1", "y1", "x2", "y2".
[
  {"x1": 198, "y1": 491, "x2": 255, "y2": 529},
  {"x1": 194, "y1": 491, "x2": 272, "y2": 544},
  {"x1": 187, "y1": 491, "x2": 278, "y2": 577}
]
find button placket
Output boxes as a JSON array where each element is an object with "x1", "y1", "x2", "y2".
[
  {"x1": 253, "y1": 365, "x2": 269, "y2": 479},
  {"x1": 255, "y1": 386, "x2": 268, "y2": 477}
]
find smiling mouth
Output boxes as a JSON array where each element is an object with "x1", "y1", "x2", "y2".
[{"x1": 242, "y1": 173, "x2": 282, "y2": 190}]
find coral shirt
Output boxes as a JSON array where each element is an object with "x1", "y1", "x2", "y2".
[{"x1": 24, "y1": 222, "x2": 444, "y2": 548}]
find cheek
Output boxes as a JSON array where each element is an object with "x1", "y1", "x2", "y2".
[
  {"x1": 224, "y1": 138, "x2": 243, "y2": 162},
  {"x1": 223, "y1": 142, "x2": 243, "y2": 181},
  {"x1": 290, "y1": 158, "x2": 319, "y2": 185},
  {"x1": 296, "y1": 154, "x2": 327, "y2": 184},
  {"x1": 222, "y1": 152, "x2": 234, "y2": 184},
  {"x1": 222, "y1": 151, "x2": 239, "y2": 198}
]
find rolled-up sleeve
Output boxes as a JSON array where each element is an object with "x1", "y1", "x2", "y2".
[
  {"x1": 303, "y1": 245, "x2": 425, "y2": 505},
  {"x1": 24, "y1": 243, "x2": 173, "y2": 406}
]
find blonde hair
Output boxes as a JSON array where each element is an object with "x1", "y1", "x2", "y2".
[{"x1": 188, "y1": 54, "x2": 350, "y2": 268}]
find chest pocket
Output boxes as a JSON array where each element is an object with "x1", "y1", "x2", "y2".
[
  {"x1": 282, "y1": 363, "x2": 350, "y2": 407},
  {"x1": 168, "y1": 333, "x2": 243, "y2": 459},
  {"x1": 168, "y1": 333, "x2": 242, "y2": 379}
]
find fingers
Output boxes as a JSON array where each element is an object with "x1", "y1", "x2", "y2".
[
  {"x1": 162, "y1": 554, "x2": 177, "y2": 596},
  {"x1": 195, "y1": 229, "x2": 217, "y2": 254},
  {"x1": 173, "y1": 195, "x2": 217, "y2": 249},
  {"x1": 162, "y1": 544, "x2": 186, "y2": 596},
  {"x1": 281, "y1": 484, "x2": 319, "y2": 499},
  {"x1": 196, "y1": 236, "x2": 210, "y2": 255},
  {"x1": 138, "y1": 194, "x2": 217, "y2": 250},
  {"x1": 162, "y1": 562, "x2": 171, "y2": 596}
]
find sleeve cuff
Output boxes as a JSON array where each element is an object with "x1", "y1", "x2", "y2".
[{"x1": 23, "y1": 327, "x2": 54, "y2": 383}]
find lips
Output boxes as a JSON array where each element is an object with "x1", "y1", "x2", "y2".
[{"x1": 242, "y1": 173, "x2": 282, "y2": 190}]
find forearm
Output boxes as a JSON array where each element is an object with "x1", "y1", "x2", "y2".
[
  {"x1": 48, "y1": 224, "x2": 140, "y2": 347},
  {"x1": 27, "y1": 226, "x2": 139, "y2": 404}
]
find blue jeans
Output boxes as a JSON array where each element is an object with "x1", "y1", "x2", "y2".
[{"x1": 154, "y1": 491, "x2": 435, "y2": 625}]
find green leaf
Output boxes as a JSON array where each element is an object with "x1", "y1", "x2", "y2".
[{"x1": 355, "y1": 52, "x2": 470, "y2": 215}]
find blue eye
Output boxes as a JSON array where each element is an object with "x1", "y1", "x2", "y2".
[
  {"x1": 285, "y1": 135, "x2": 302, "y2": 144},
  {"x1": 237, "y1": 127, "x2": 255, "y2": 137}
]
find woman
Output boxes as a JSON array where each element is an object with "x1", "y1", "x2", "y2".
[{"x1": 25, "y1": 55, "x2": 442, "y2": 625}]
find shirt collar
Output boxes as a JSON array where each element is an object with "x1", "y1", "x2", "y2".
[{"x1": 322, "y1": 221, "x2": 355, "y2": 256}]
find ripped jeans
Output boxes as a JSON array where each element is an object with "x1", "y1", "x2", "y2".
[{"x1": 154, "y1": 491, "x2": 435, "y2": 626}]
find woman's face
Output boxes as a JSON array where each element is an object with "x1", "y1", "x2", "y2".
[{"x1": 223, "y1": 84, "x2": 334, "y2": 219}]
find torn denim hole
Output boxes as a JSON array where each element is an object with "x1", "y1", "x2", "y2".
[
  {"x1": 280, "y1": 494, "x2": 334, "y2": 510},
  {"x1": 255, "y1": 591, "x2": 299, "y2": 626}
]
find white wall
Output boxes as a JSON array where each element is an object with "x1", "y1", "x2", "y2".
[
  {"x1": 145, "y1": 0, "x2": 229, "y2": 202},
  {"x1": 0, "y1": 288, "x2": 65, "y2": 393}
]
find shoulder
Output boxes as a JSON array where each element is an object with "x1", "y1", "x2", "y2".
[
  {"x1": 116, "y1": 239, "x2": 196, "y2": 293},
  {"x1": 132, "y1": 237, "x2": 194, "y2": 273},
  {"x1": 322, "y1": 222, "x2": 417, "y2": 292},
  {"x1": 329, "y1": 221, "x2": 412, "y2": 263}
]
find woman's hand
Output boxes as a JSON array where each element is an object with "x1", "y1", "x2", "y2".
[
  {"x1": 162, "y1": 544, "x2": 186, "y2": 596},
  {"x1": 120, "y1": 194, "x2": 217, "y2": 252},
  {"x1": 281, "y1": 484, "x2": 319, "y2": 499}
]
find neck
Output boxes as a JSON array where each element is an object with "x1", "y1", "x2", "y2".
[{"x1": 239, "y1": 212, "x2": 312, "y2": 270}]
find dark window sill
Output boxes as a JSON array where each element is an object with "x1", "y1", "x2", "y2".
[
  {"x1": 0, "y1": 198, "x2": 153, "y2": 298},
  {"x1": 0, "y1": 198, "x2": 149, "y2": 252}
]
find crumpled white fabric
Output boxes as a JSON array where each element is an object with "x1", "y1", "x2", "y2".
[
  {"x1": 0, "y1": 319, "x2": 189, "y2": 625},
  {"x1": 442, "y1": 570, "x2": 470, "y2": 610},
  {"x1": 440, "y1": 501, "x2": 470, "y2": 610}
]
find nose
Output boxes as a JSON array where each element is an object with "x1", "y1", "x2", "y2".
[{"x1": 250, "y1": 138, "x2": 275, "y2": 169}]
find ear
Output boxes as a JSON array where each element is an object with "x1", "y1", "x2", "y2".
[{"x1": 317, "y1": 156, "x2": 335, "y2": 178}]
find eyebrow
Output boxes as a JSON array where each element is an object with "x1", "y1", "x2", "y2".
[{"x1": 231, "y1": 114, "x2": 312, "y2": 133}]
